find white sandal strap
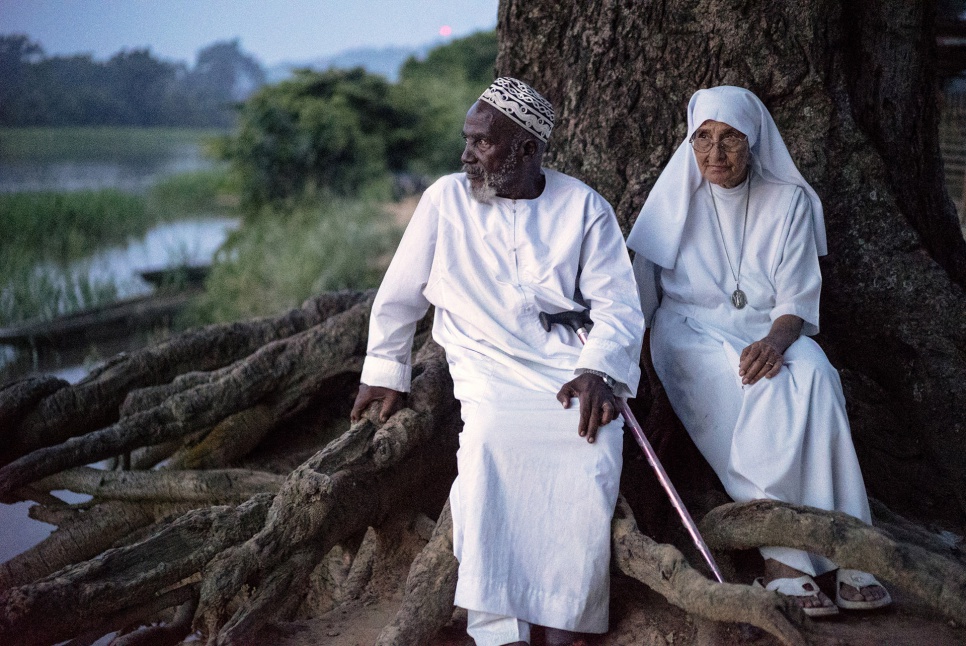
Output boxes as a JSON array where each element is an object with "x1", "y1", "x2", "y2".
[
  {"x1": 765, "y1": 575, "x2": 819, "y2": 595},
  {"x1": 837, "y1": 568, "x2": 882, "y2": 588}
]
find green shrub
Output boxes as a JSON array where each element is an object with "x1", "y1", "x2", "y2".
[
  {"x1": 187, "y1": 196, "x2": 401, "y2": 323},
  {"x1": 215, "y1": 31, "x2": 497, "y2": 208},
  {"x1": 216, "y1": 68, "x2": 420, "y2": 208}
]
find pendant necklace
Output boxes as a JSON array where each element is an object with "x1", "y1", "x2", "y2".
[{"x1": 708, "y1": 174, "x2": 750, "y2": 309}]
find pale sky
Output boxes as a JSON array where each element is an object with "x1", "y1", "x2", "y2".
[{"x1": 0, "y1": 0, "x2": 499, "y2": 65}]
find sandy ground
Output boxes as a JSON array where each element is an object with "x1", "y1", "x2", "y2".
[{"x1": 256, "y1": 569, "x2": 965, "y2": 646}]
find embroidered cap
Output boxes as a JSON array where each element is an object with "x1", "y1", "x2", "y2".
[{"x1": 479, "y1": 77, "x2": 555, "y2": 142}]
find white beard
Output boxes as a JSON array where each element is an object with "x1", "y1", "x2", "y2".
[{"x1": 470, "y1": 182, "x2": 498, "y2": 203}]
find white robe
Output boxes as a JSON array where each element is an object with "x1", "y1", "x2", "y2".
[
  {"x1": 362, "y1": 169, "x2": 644, "y2": 631},
  {"x1": 635, "y1": 171, "x2": 871, "y2": 576}
]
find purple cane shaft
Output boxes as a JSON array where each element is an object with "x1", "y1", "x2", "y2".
[{"x1": 574, "y1": 327, "x2": 725, "y2": 583}]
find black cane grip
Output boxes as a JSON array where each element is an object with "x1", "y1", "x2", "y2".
[{"x1": 539, "y1": 309, "x2": 593, "y2": 334}]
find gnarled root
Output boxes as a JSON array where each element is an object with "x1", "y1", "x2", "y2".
[
  {"x1": 700, "y1": 500, "x2": 966, "y2": 623},
  {"x1": 0, "y1": 499, "x2": 195, "y2": 590},
  {"x1": 375, "y1": 501, "x2": 458, "y2": 646},
  {"x1": 0, "y1": 495, "x2": 271, "y2": 646},
  {"x1": 0, "y1": 296, "x2": 375, "y2": 498},
  {"x1": 31, "y1": 466, "x2": 285, "y2": 503},
  {"x1": 195, "y1": 339, "x2": 458, "y2": 645},
  {"x1": 0, "y1": 290, "x2": 371, "y2": 467},
  {"x1": 611, "y1": 496, "x2": 811, "y2": 646}
]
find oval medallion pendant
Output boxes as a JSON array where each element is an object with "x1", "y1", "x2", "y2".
[{"x1": 731, "y1": 289, "x2": 747, "y2": 309}]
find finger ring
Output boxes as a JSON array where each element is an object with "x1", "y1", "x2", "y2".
[{"x1": 766, "y1": 362, "x2": 774, "y2": 366}]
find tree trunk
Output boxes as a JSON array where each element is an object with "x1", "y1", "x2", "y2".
[{"x1": 496, "y1": 0, "x2": 966, "y2": 527}]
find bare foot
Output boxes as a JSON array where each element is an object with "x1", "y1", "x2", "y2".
[
  {"x1": 763, "y1": 559, "x2": 836, "y2": 612},
  {"x1": 837, "y1": 569, "x2": 891, "y2": 606}
]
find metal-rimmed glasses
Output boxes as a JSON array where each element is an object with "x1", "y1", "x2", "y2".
[{"x1": 689, "y1": 133, "x2": 748, "y2": 154}]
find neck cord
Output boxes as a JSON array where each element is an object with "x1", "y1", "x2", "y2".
[{"x1": 708, "y1": 172, "x2": 751, "y2": 309}]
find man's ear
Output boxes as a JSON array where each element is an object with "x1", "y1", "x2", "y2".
[{"x1": 521, "y1": 138, "x2": 539, "y2": 160}]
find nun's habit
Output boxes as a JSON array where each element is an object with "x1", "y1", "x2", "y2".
[{"x1": 627, "y1": 86, "x2": 870, "y2": 576}]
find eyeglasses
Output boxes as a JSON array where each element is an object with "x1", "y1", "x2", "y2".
[{"x1": 689, "y1": 133, "x2": 747, "y2": 154}]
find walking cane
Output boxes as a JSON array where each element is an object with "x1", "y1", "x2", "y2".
[{"x1": 539, "y1": 309, "x2": 725, "y2": 583}]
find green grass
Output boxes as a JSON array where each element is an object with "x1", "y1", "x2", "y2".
[
  {"x1": 146, "y1": 169, "x2": 239, "y2": 216},
  {"x1": 0, "y1": 190, "x2": 149, "y2": 263},
  {"x1": 0, "y1": 264, "x2": 119, "y2": 326},
  {"x1": 0, "y1": 168, "x2": 238, "y2": 326},
  {"x1": 187, "y1": 197, "x2": 402, "y2": 324},
  {"x1": 0, "y1": 126, "x2": 225, "y2": 164}
]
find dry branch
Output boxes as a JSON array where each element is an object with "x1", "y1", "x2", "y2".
[{"x1": 700, "y1": 500, "x2": 966, "y2": 623}]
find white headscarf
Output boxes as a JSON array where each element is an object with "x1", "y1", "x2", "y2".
[{"x1": 626, "y1": 86, "x2": 827, "y2": 268}]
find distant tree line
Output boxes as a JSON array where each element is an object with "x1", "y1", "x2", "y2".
[
  {"x1": 217, "y1": 31, "x2": 498, "y2": 207},
  {"x1": 0, "y1": 35, "x2": 266, "y2": 128}
]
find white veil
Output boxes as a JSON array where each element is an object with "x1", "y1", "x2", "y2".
[{"x1": 625, "y1": 86, "x2": 827, "y2": 268}]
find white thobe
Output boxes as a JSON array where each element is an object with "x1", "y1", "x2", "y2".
[
  {"x1": 635, "y1": 171, "x2": 871, "y2": 576},
  {"x1": 362, "y1": 169, "x2": 644, "y2": 631}
]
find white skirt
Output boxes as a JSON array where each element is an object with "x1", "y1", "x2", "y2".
[
  {"x1": 447, "y1": 347, "x2": 623, "y2": 632},
  {"x1": 651, "y1": 308, "x2": 871, "y2": 575}
]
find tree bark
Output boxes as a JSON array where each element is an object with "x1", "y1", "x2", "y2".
[{"x1": 496, "y1": 0, "x2": 966, "y2": 527}]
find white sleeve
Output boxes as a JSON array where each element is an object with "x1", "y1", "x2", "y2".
[
  {"x1": 574, "y1": 203, "x2": 645, "y2": 399},
  {"x1": 771, "y1": 188, "x2": 822, "y2": 336},
  {"x1": 360, "y1": 190, "x2": 439, "y2": 392}
]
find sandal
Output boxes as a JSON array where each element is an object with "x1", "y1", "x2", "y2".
[
  {"x1": 835, "y1": 569, "x2": 892, "y2": 610},
  {"x1": 754, "y1": 575, "x2": 839, "y2": 617}
]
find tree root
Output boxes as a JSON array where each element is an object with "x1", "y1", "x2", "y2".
[
  {"x1": 375, "y1": 501, "x2": 458, "y2": 646},
  {"x1": 700, "y1": 500, "x2": 966, "y2": 623},
  {"x1": 63, "y1": 584, "x2": 198, "y2": 646},
  {"x1": 0, "y1": 290, "x2": 371, "y2": 467},
  {"x1": 1, "y1": 500, "x2": 156, "y2": 590},
  {"x1": 0, "y1": 297, "x2": 375, "y2": 498},
  {"x1": 31, "y1": 466, "x2": 285, "y2": 502},
  {"x1": 195, "y1": 340, "x2": 457, "y2": 645},
  {"x1": 0, "y1": 494, "x2": 271, "y2": 646},
  {"x1": 611, "y1": 496, "x2": 810, "y2": 646},
  {"x1": 110, "y1": 591, "x2": 199, "y2": 646},
  {"x1": 164, "y1": 405, "x2": 276, "y2": 470}
]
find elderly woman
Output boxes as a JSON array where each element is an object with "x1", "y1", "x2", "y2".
[{"x1": 626, "y1": 86, "x2": 890, "y2": 616}]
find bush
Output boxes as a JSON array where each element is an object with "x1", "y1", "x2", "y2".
[
  {"x1": 187, "y1": 196, "x2": 402, "y2": 323},
  {"x1": 215, "y1": 31, "x2": 497, "y2": 208},
  {"x1": 216, "y1": 68, "x2": 420, "y2": 208}
]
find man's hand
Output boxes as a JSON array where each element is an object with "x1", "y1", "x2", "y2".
[
  {"x1": 350, "y1": 384, "x2": 405, "y2": 423},
  {"x1": 556, "y1": 373, "x2": 618, "y2": 444}
]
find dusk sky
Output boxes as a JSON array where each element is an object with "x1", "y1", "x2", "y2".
[{"x1": 0, "y1": 0, "x2": 500, "y2": 65}]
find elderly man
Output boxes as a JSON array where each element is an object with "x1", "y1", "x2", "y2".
[{"x1": 351, "y1": 78, "x2": 644, "y2": 646}]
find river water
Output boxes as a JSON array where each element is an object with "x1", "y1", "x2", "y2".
[
  {"x1": 1, "y1": 134, "x2": 235, "y2": 637},
  {"x1": 0, "y1": 141, "x2": 213, "y2": 194}
]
